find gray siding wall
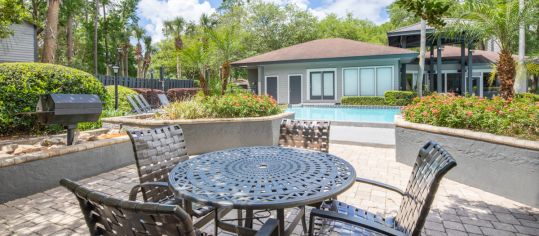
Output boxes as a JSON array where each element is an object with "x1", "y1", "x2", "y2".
[
  {"x1": 0, "y1": 23, "x2": 36, "y2": 63},
  {"x1": 260, "y1": 58, "x2": 400, "y2": 104}
]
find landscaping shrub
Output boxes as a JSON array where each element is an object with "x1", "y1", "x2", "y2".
[
  {"x1": 157, "y1": 93, "x2": 282, "y2": 119},
  {"x1": 384, "y1": 91, "x2": 417, "y2": 106},
  {"x1": 104, "y1": 85, "x2": 138, "y2": 114},
  {"x1": 341, "y1": 96, "x2": 386, "y2": 105},
  {"x1": 0, "y1": 63, "x2": 107, "y2": 135},
  {"x1": 132, "y1": 88, "x2": 165, "y2": 108},
  {"x1": 167, "y1": 88, "x2": 199, "y2": 102},
  {"x1": 402, "y1": 94, "x2": 539, "y2": 140},
  {"x1": 341, "y1": 91, "x2": 417, "y2": 106}
]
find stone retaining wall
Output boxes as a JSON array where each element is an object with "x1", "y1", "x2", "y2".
[
  {"x1": 103, "y1": 112, "x2": 295, "y2": 155},
  {"x1": 395, "y1": 116, "x2": 539, "y2": 208},
  {"x1": 0, "y1": 136, "x2": 133, "y2": 203}
]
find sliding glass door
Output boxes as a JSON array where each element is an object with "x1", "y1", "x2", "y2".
[{"x1": 310, "y1": 71, "x2": 334, "y2": 100}]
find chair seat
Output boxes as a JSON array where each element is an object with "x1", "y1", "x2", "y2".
[
  {"x1": 314, "y1": 200, "x2": 397, "y2": 236},
  {"x1": 160, "y1": 198, "x2": 215, "y2": 218}
]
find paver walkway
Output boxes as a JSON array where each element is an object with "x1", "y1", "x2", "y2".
[{"x1": 1, "y1": 144, "x2": 538, "y2": 236}]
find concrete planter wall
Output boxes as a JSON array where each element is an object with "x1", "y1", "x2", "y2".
[
  {"x1": 103, "y1": 112, "x2": 295, "y2": 155},
  {"x1": 0, "y1": 136, "x2": 134, "y2": 203},
  {"x1": 395, "y1": 116, "x2": 539, "y2": 208}
]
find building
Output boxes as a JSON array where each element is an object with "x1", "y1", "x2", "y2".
[
  {"x1": 0, "y1": 22, "x2": 38, "y2": 63},
  {"x1": 231, "y1": 38, "x2": 418, "y2": 104}
]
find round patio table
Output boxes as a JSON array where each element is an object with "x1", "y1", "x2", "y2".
[{"x1": 168, "y1": 146, "x2": 356, "y2": 236}]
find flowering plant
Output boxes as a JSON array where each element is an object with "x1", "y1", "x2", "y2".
[{"x1": 402, "y1": 93, "x2": 538, "y2": 140}]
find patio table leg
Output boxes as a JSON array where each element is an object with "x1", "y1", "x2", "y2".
[
  {"x1": 238, "y1": 209, "x2": 243, "y2": 226},
  {"x1": 277, "y1": 209, "x2": 285, "y2": 236},
  {"x1": 214, "y1": 208, "x2": 219, "y2": 236},
  {"x1": 245, "y1": 209, "x2": 254, "y2": 228}
]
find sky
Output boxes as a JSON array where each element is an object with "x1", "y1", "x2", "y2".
[{"x1": 136, "y1": 0, "x2": 396, "y2": 42}]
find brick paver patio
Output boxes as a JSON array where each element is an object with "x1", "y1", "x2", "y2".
[{"x1": 1, "y1": 144, "x2": 538, "y2": 235}]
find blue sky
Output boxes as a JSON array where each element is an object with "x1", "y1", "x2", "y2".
[{"x1": 137, "y1": 0, "x2": 395, "y2": 42}]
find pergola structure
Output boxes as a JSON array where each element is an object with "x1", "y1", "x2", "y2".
[{"x1": 388, "y1": 22, "x2": 478, "y2": 95}]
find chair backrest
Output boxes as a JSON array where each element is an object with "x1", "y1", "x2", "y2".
[
  {"x1": 127, "y1": 95, "x2": 143, "y2": 114},
  {"x1": 394, "y1": 141, "x2": 457, "y2": 236},
  {"x1": 138, "y1": 94, "x2": 153, "y2": 109},
  {"x1": 133, "y1": 94, "x2": 151, "y2": 112},
  {"x1": 60, "y1": 179, "x2": 196, "y2": 236},
  {"x1": 127, "y1": 125, "x2": 189, "y2": 202},
  {"x1": 158, "y1": 93, "x2": 170, "y2": 106},
  {"x1": 278, "y1": 119, "x2": 330, "y2": 153}
]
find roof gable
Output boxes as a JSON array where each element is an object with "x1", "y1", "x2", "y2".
[{"x1": 232, "y1": 38, "x2": 417, "y2": 66}]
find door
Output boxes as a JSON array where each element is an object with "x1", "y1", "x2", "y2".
[
  {"x1": 310, "y1": 71, "x2": 334, "y2": 100},
  {"x1": 289, "y1": 75, "x2": 302, "y2": 104},
  {"x1": 266, "y1": 76, "x2": 278, "y2": 101}
]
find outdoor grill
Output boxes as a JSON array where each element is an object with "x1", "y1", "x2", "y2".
[{"x1": 32, "y1": 94, "x2": 103, "y2": 145}]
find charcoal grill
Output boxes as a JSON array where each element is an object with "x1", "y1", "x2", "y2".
[{"x1": 29, "y1": 94, "x2": 103, "y2": 145}]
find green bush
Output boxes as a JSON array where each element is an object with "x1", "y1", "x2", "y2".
[
  {"x1": 341, "y1": 91, "x2": 417, "y2": 106},
  {"x1": 402, "y1": 94, "x2": 538, "y2": 140},
  {"x1": 105, "y1": 85, "x2": 138, "y2": 114},
  {"x1": 341, "y1": 96, "x2": 386, "y2": 105},
  {"x1": 384, "y1": 91, "x2": 417, "y2": 106},
  {"x1": 157, "y1": 93, "x2": 282, "y2": 119},
  {"x1": 0, "y1": 63, "x2": 107, "y2": 135}
]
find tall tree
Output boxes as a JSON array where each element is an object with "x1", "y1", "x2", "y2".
[
  {"x1": 42, "y1": 0, "x2": 61, "y2": 63},
  {"x1": 208, "y1": 24, "x2": 242, "y2": 94},
  {"x1": 514, "y1": 0, "x2": 527, "y2": 93},
  {"x1": 93, "y1": 0, "x2": 99, "y2": 75},
  {"x1": 142, "y1": 35, "x2": 154, "y2": 78},
  {"x1": 396, "y1": 0, "x2": 451, "y2": 96},
  {"x1": 0, "y1": 0, "x2": 29, "y2": 38},
  {"x1": 442, "y1": 0, "x2": 537, "y2": 99},
  {"x1": 163, "y1": 17, "x2": 186, "y2": 79},
  {"x1": 132, "y1": 26, "x2": 145, "y2": 78},
  {"x1": 182, "y1": 39, "x2": 211, "y2": 95}
]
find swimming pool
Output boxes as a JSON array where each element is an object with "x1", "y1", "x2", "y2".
[{"x1": 286, "y1": 106, "x2": 401, "y2": 123}]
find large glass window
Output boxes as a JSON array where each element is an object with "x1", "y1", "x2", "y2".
[
  {"x1": 310, "y1": 70, "x2": 334, "y2": 100},
  {"x1": 323, "y1": 72, "x2": 334, "y2": 98},
  {"x1": 360, "y1": 68, "x2": 375, "y2": 96},
  {"x1": 343, "y1": 69, "x2": 359, "y2": 96},
  {"x1": 376, "y1": 67, "x2": 393, "y2": 96},
  {"x1": 311, "y1": 73, "x2": 322, "y2": 98}
]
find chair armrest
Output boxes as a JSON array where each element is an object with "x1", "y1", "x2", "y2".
[
  {"x1": 129, "y1": 182, "x2": 169, "y2": 201},
  {"x1": 310, "y1": 208, "x2": 404, "y2": 236},
  {"x1": 355, "y1": 178, "x2": 404, "y2": 195},
  {"x1": 255, "y1": 219, "x2": 279, "y2": 236}
]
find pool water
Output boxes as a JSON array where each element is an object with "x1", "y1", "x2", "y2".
[{"x1": 286, "y1": 106, "x2": 401, "y2": 123}]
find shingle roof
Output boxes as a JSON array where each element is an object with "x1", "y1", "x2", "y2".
[
  {"x1": 231, "y1": 38, "x2": 417, "y2": 66},
  {"x1": 426, "y1": 46, "x2": 500, "y2": 64}
]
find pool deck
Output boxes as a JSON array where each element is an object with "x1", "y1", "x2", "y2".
[{"x1": 331, "y1": 125, "x2": 396, "y2": 148}]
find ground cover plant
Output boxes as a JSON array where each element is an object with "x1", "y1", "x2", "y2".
[
  {"x1": 341, "y1": 91, "x2": 417, "y2": 106},
  {"x1": 402, "y1": 93, "x2": 539, "y2": 140}
]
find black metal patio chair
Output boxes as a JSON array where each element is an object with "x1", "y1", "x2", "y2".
[
  {"x1": 279, "y1": 119, "x2": 331, "y2": 153},
  {"x1": 127, "y1": 125, "x2": 219, "y2": 228},
  {"x1": 60, "y1": 179, "x2": 279, "y2": 236},
  {"x1": 308, "y1": 141, "x2": 457, "y2": 236}
]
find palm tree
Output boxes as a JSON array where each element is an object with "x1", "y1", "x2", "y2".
[
  {"x1": 132, "y1": 26, "x2": 145, "y2": 78},
  {"x1": 396, "y1": 0, "x2": 451, "y2": 96},
  {"x1": 142, "y1": 36, "x2": 155, "y2": 78},
  {"x1": 42, "y1": 0, "x2": 61, "y2": 63},
  {"x1": 515, "y1": 0, "x2": 527, "y2": 93},
  {"x1": 442, "y1": 0, "x2": 536, "y2": 99},
  {"x1": 163, "y1": 17, "x2": 186, "y2": 80},
  {"x1": 182, "y1": 40, "x2": 210, "y2": 95},
  {"x1": 207, "y1": 24, "x2": 242, "y2": 95}
]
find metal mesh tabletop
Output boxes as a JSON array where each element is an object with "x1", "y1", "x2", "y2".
[{"x1": 169, "y1": 146, "x2": 356, "y2": 210}]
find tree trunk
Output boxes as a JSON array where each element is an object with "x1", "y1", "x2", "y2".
[
  {"x1": 417, "y1": 19, "x2": 426, "y2": 97},
  {"x1": 221, "y1": 61, "x2": 231, "y2": 95},
  {"x1": 514, "y1": 0, "x2": 527, "y2": 93},
  {"x1": 498, "y1": 49, "x2": 516, "y2": 99},
  {"x1": 93, "y1": 0, "x2": 99, "y2": 75},
  {"x1": 102, "y1": 2, "x2": 109, "y2": 70},
  {"x1": 66, "y1": 14, "x2": 74, "y2": 66},
  {"x1": 135, "y1": 43, "x2": 143, "y2": 78},
  {"x1": 176, "y1": 54, "x2": 181, "y2": 79},
  {"x1": 199, "y1": 70, "x2": 208, "y2": 96},
  {"x1": 42, "y1": 0, "x2": 61, "y2": 63}
]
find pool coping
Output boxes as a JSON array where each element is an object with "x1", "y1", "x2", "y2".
[{"x1": 289, "y1": 104, "x2": 402, "y2": 109}]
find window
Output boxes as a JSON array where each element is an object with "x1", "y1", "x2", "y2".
[
  {"x1": 309, "y1": 70, "x2": 335, "y2": 100},
  {"x1": 343, "y1": 69, "x2": 359, "y2": 96},
  {"x1": 360, "y1": 68, "x2": 375, "y2": 96},
  {"x1": 376, "y1": 67, "x2": 393, "y2": 96}
]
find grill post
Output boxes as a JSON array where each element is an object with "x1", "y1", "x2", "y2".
[{"x1": 65, "y1": 124, "x2": 77, "y2": 146}]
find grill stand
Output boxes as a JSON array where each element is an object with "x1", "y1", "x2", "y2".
[{"x1": 65, "y1": 124, "x2": 77, "y2": 146}]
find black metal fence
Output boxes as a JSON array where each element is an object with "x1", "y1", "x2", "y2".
[{"x1": 97, "y1": 75, "x2": 194, "y2": 91}]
